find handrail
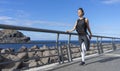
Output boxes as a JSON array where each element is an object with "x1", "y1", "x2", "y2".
[{"x1": 0, "y1": 24, "x2": 120, "y2": 39}]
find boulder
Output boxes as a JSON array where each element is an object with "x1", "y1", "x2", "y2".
[
  {"x1": 35, "y1": 51, "x2": 43, "y2": 57},
  {"x1": 71, "y1": 48, "x2": 80, "y2": 53},
  {"x1": 1, "y1": 52, "x2": 28, "y2": 70},
  {"x1": 18, "y1": 46, "x2": 27, "y2": 52},
  {"x1": 37, "y1": 61, "x2": 43, "y2": 65},
  {"x1": 28, "y1": 60, "x2": 38, "y2": 68},
  {"x1": 1, "y1": 62, "x2": 21, "y2": 71},
  {"x1": 1, "y1": 49, "x2": 9, "y2": 53},
  {"x1": 49, "y1": 50, "x2": 58, "y2": 63},
  {"x1": 17, "y1": 52, "x2": 28, "y2": 59},
  {"x1": 40, "y1": 45, "x2": 48, "y2": 50},
  {"x1": 28, "y1": 45, "x2": 39, "y2": 58},
  {"x1": 28, "y1": 51, "x2": 35, "y2": 58},
  {"x1": 72, "y1": 53, "x2": 80, "y2": 58},
  {"x1": 0, "y1": 29, "x2": 30, "y2": 43},
  {"x1": 31, "y1": 45, "x2": 39, "y2": 50},
  {"x1": 41, "y1": 50, "x2": 50, "y2": 64}
]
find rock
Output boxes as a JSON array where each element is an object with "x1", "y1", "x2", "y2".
[
  {"x1": 0, "y1": 48, "x2": 14, "y2": 55},
  {"x1": 28, "y1": 45, "x2": 39, "y2": 58},
  {"x1": 37, "y1": 61, "x2": 43, "y2": 65},
  {"x1": 72, "y1": 53, "x2": 80, "y2": 58},
  {"x1": 33, "y1": 50, "x2": 44, "y2": 65},
  {"x1": 62, "y1": 49, "x2": 67, "y2": 54},
  {"x1": 31, "y1": 45, "x2": 39, "y2": 50},
  {"x1": 71, "y1": 48, "x2": 80, "y2": 53},
  {"x1": 63, "y1": 55, "x2": 68, "y2": 60},
  {"x1": 40, "y1": 45, "x2": 48, "y2": 50},
  {"x1": 0, "y1": 51, "x2": 28, "y2": 70},
  {"x1": 18, "y1": 46, "x2": 27, "y2": 52},
  {"x1": 17, "y1": 52, "x2": 28, "y2": 59},
  {"x1": 49, "y1": 50, "x2": 58, "y2": 63},
  {"x1": 28, "y1": 60, "x2": 38, "y2": 68},
  {"x1": 35, "y1": 51, "x2": 43, "y2": 57},
  {"x1": 41, "y1": 50, "x2": 50, "y2": 64},
  {"x1": 7, "y1": 48, "x2": 14, "y2": 52},
  {"x1": 0, "y1": 54, "x2": 22, "y2": 71},
  {"x1": 6, "y1": 54, "x2": 18, "y2": 60},
  {"x1": 61, "y1": 45, "x2": 67, "y2": 49},
  {"x1": 86, "y1": 50, "x2": 97, "y2": 55},
  {"x1": 1, "y1": 49, "x2": 9, "y2": 53},
  {"x1": 0, "y1": 31, "x2": 4, "y2": 36},
  {"x1": 28, "y1": 51, "x2": 35, "y2": 58},
  {"x1": 20, "y1": 61, "x2": 29, "y2": 69},
  {"x1": 0, "y1": 55, "x2": 6, "y2": 67},
  {"x1": 1, "y1": 62, "x2": 21, "y2": 71},
  {"x1": 0, "y1": 29, "x2": 30, "y2": 43}
]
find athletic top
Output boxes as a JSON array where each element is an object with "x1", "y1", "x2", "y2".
[{"x1": 76, "y1": 18, "x2": 88, "y2": 35}]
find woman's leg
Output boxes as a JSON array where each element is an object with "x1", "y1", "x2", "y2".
[
  {"x1": 80, "y1": 35, "x2": 90, "y2": 65},
  {"x1": 81, "y1": 41, "x2": 86, "y2": 62},
  {"x1": 78, "y1": 35, "x2": 86, "y2": 65}
]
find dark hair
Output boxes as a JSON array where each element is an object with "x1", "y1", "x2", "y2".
[{"x1": 78, "y1": 8, "x2": 84, "y2": 16}]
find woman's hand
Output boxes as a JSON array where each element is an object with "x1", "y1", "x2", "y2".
[
  {"x1": 89, "y1": 34, "x2": 92, "y2": 39},
  {"x1": 66, "y1": 30, "x2": 72, "y2": 33}
]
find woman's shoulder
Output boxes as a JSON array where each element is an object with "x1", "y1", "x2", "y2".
[
  {"x1": 84, "y1": 17, "x2": 89, "y2": 23},
  {"x1": 84, "y1": 17, "x2": 88, "y2": 20}
]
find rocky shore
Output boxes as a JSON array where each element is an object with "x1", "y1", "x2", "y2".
[
  {"x1": 0, "y1": 29, "x2": 30, "y2": 43},
  {"x1": 0, "y1": 45, "x2": 80, "y2": 71},
  {"x1": 0, "y1": 43, "x2": 118, "y2": 71}
]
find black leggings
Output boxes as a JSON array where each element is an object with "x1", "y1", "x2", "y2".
[{"x1": 78, "y1": 35, "x2": 90, "y2": 51}]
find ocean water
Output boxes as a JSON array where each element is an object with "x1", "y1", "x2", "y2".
[{"x1": 0, "y1": 40, "x2": 119, "y2": 51}]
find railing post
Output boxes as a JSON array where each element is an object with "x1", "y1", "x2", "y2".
[
  {"x1": 56, "y1": 33, "x2": 61, "y2": 64},
  {"x1": 60, "y1": 45, "x2": 64, "y2": 63},
  {"x1": 112, "y1": 38, "x2": 116, "y2": 51},
  {"x1": 114, "y1": 38, "x2": 116, "y2": 50},
  {"x1": 67, "y1": 34, "x2": 72, "y2": 62},
  {"x1": 97, "y1": 37, "x2": 101, "y2": 54},
  {"x1": 100, "y1": 37, "x2": 104, "y2": 53}
]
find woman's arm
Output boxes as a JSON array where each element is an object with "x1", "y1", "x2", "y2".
[
  {"x1": 66, "y1": 21, "x2": 77, "y2": 33},
  {"x1": 85, "y1": 18, "x2": 92, "y2": 39}
]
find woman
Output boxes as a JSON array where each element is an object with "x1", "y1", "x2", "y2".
[{"x1": 66, "y1": 8, "x2": 92, "y2": 65}]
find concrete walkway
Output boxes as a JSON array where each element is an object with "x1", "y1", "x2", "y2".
[{"x1": 44, "y1": 49, "x2": 120, "y2": 71}]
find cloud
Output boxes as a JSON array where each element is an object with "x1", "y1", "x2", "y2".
[
  {"x1": 0, "y1": 8, "x2": 72, "y2": 29},
  {"x1": 0, "y1": 9, "x2": 30, "y2": 19},
  {"x1": 24, "y1": 20, "x2": 72, "y2": 27},
  {"x1": 92, "y1": 23, "x2": 120, "y2": 37},
  {"x1": 0, "y1": 17, "x2": 18, "y2": 25},
  {"x1": 0, "y1": 9, "x2": 70, "y2": 28},
  {"x1": 0, "y1": 16, "x2": 72, "y2": 28},
  {"x1": 0, "y1": 16, "x2": 13, "y2": 20},
  {"x1": 102, "y1": 0, "x2": 120, "y2": 4}
]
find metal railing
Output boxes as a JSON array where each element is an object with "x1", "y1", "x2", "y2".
[{"x1": 0, "y1": 24, "x2": 120, "y2": 70}]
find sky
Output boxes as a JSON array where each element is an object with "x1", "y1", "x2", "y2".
[{"x1": 0, "y1": 0, "x2": 120, "y2": 40}]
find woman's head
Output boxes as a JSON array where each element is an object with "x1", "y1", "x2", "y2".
[{"x1": 78, "y1": 8, "x2": 84, "y2": 17}]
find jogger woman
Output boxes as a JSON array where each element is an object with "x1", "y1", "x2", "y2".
[{"x1": 66, "y1": 8, "x2": 92, "y2": 65}]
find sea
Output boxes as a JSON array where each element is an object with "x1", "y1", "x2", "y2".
[{"x1": 0, "y1": 40, "x2": 119, "y2": 51}]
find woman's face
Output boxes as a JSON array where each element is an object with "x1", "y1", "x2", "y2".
[{"x1": 78, "y1": 10, "x2": 83, "y2": 17}]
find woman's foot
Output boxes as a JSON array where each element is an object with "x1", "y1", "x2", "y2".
[{"x1": 79, "y1": 61, "x2": 85, "y2": 65}]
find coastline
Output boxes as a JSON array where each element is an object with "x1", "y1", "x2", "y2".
[{"x1": 0, "y1": 42, "x2": 119, "y2": 71}]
